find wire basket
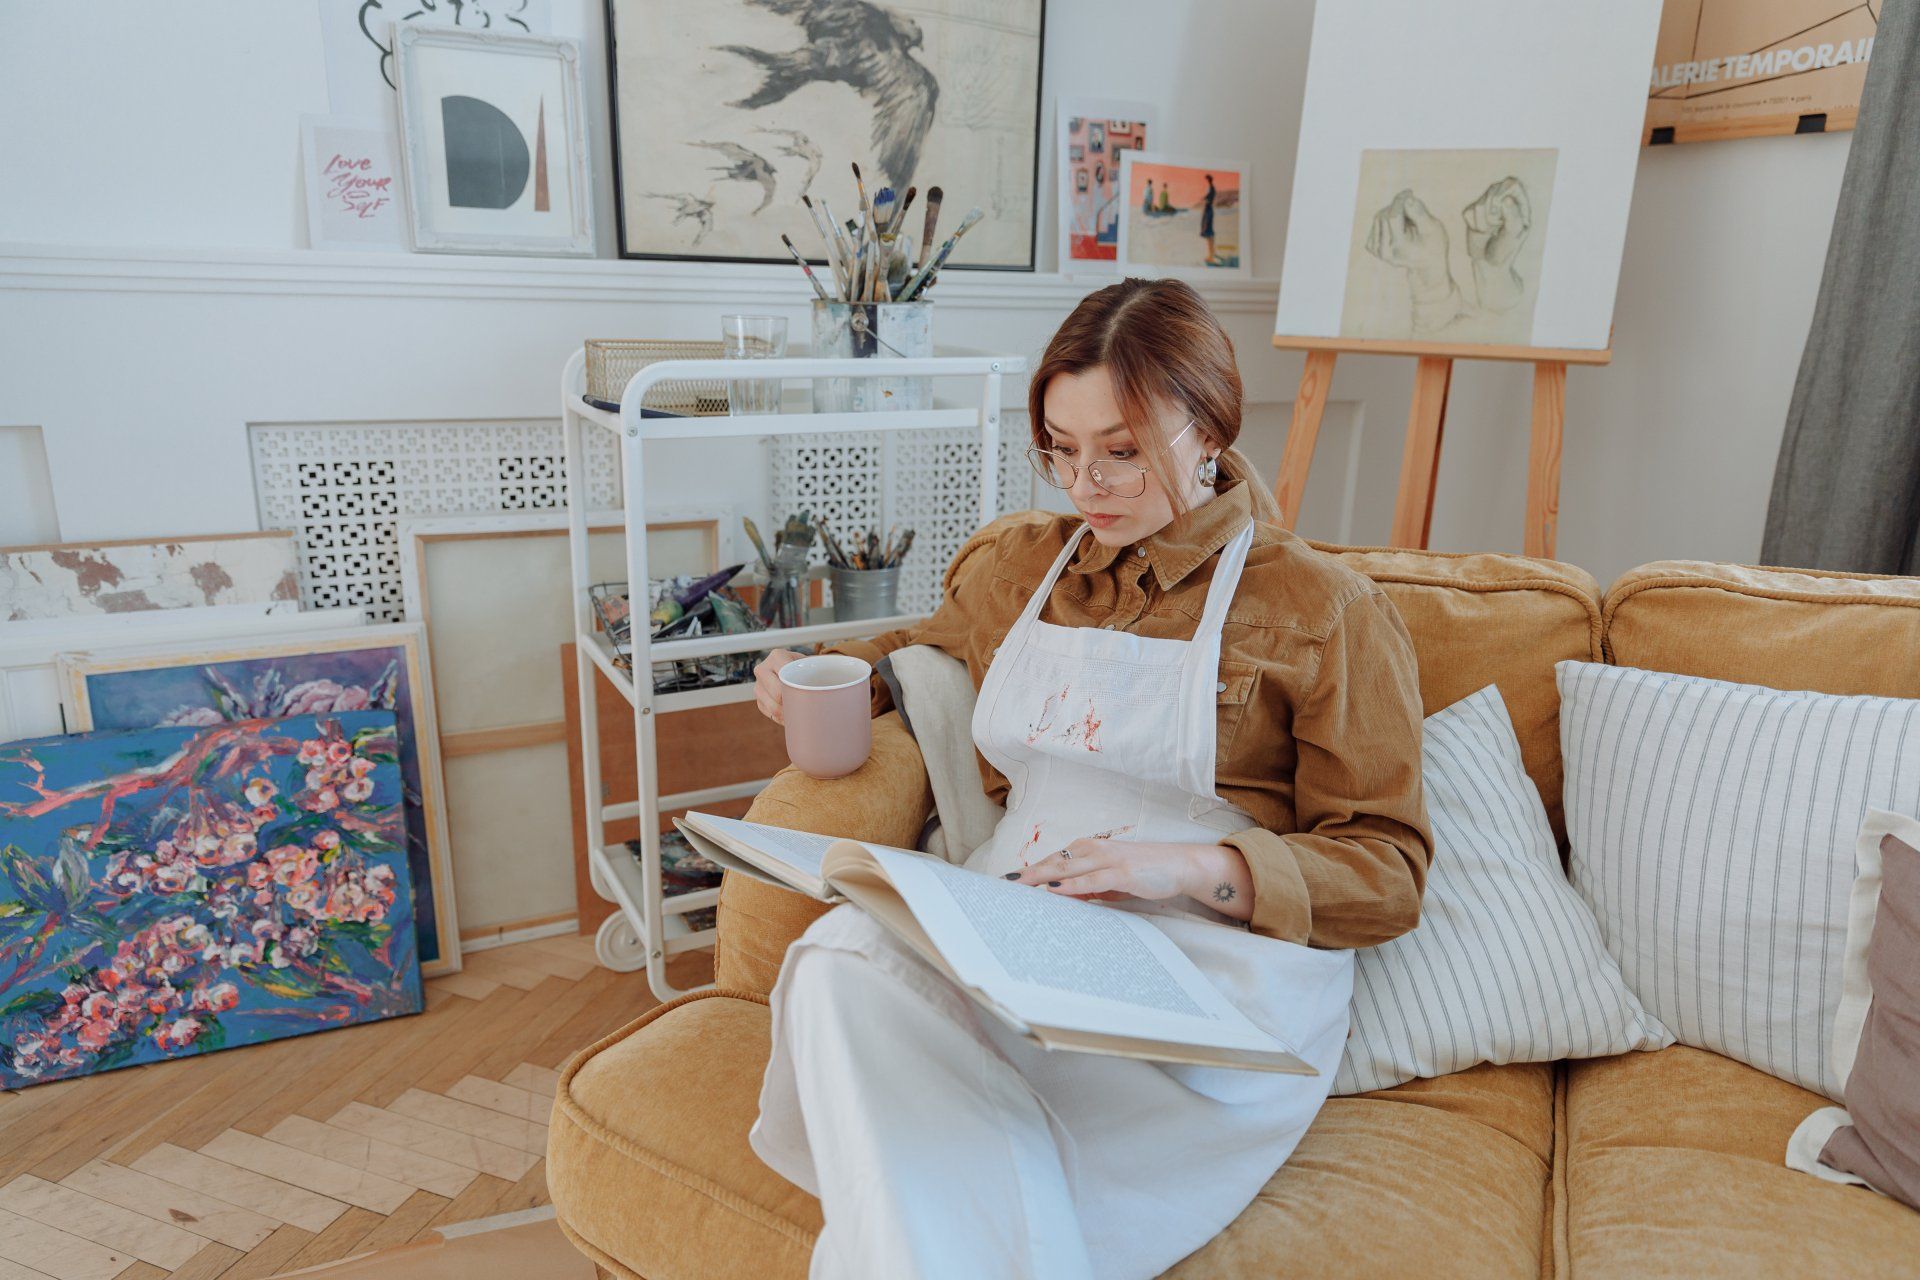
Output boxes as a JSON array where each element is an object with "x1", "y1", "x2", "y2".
[
  {"x1": 583, "y1": 339, "x2": 732, "y2": 416},
  {"x1": 589, "y1": 580, "x2": 766, "y2": 693}
]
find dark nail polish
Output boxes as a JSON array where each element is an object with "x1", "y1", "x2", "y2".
[
  {"x1": 1048, "y1": 881, "x2": 1061, "y2": 887},
  {"x1": 1003, "y1": 872, "x2": 1021, "y2": 880}
]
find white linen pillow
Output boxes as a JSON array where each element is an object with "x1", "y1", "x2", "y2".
[
  {"x1": 1556, "y1": 659, "x2": 1920, "y2": 1099},
  {"x1": 1334, "y1": 684, "x2": 1672, "y2": 1096}
]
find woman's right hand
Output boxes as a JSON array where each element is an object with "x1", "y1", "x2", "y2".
[{"x1": 753, "y1": 648, "x2": 808, "y2": 724}]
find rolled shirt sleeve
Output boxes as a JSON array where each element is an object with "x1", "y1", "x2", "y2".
[{"x1": 1220, "y1": 589, "x2": 1434, "y2": 949}]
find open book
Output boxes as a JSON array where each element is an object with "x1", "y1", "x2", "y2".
[{"x1": 675, "y1": 812, "x2": 1314, "y2": 1075}]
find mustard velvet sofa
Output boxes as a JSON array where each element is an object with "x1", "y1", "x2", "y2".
[{"x1": 546, "y1": 546, "x2": 1920, "y2": 1279}]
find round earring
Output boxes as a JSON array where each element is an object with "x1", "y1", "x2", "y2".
[{"x1": 1195, "y1": 453, "x2": 1219, "y2": 487}]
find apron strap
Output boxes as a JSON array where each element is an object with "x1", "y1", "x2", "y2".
[{"x1": 1177, "y1": 518, "x2": 1257, "y2": 801}]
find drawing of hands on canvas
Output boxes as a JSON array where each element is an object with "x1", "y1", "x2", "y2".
[
  {"x1": 1463, "y1": 176, "x2": 1531, "y2": 313},
  {"x1": 1365, "y1": 190, "x2": 1470, "y2": 335}
]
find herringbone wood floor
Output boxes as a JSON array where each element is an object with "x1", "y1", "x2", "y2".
[{"x1": 0, "y1": 934, "x2": 714, "y2": 1279}]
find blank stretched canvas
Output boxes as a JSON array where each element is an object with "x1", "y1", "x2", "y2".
[{"x1": 1275, "y1": 0, "x2": 1662, "y2": 352}]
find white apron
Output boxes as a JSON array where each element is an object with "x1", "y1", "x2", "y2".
[{"x1": 754, "y1": 516, "x2": 1355, "y2": 1279}]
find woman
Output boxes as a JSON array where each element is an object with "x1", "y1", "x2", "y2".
[
  {"x1": 749, "y1": 277, "x2": 1433, "y2": 1280},
  {"x1": 1200, "y1": 173, "x2": 1218, "y2": 265}
]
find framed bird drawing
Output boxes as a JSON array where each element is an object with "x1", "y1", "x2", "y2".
[{"x1": 605, "y1": 0, "x2": 1045, "y2": 268}]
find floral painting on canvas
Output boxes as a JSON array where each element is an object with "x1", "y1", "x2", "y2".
[
  {"x1": 0, "y1": 713, "x2": 421, "y2": 1088},
  {"x1": 61, "y1": 627, "x2": 459, "y2": 973}
]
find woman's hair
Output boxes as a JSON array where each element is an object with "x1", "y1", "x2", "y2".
[{"x1": 1028, "y1": 277, "x2": 1246, "y2": 518}]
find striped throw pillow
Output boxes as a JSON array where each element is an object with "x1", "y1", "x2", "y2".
[
  {"x1": 1558, "y1": 660, "x2": 1920, "y2": 1100},
  {"x1": 1334, "y1": 685, "x2": 1671, "y2": 1096}
]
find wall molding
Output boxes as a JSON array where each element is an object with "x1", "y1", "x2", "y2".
[{"x1": 0, "y1": 242, "x2": 1283, "y2": 315}]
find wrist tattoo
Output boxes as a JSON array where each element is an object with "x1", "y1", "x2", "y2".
[{"x1": 1210, "y1": 882, "x2": 1237, "y2": 904}]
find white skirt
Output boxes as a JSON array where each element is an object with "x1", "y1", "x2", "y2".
[{"x1": 751, "y1": 902, "x2": 1354, "y2": 1280}]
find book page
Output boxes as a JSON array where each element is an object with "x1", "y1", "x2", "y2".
[
  {"x1": 863, "y1": 847, "x2": 1289, "y2": 1055},
  {"x1": 690, "y1": 813, "x2": 837, "y2": 880}
]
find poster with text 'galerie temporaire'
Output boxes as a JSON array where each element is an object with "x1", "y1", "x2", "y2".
[{"x1": 1276, "y1": 0, "x2": 1662, "y2": 353}]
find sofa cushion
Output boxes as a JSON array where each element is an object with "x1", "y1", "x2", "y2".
[
  {"x1": 1560, "y1": 1045, "x2": 1920, "y2": 1279},
  {"x1": 1603, "y1": 560, "x2": 1920, "y2": 697},
  {"x1": 1309, "y1": 543, "x2": 1601, "y2": 846},
  {"x1": 1557, "y1": 659, "x2": 1920, "y2": 1100},
  {"x1": 1172, "y1": 1062, "x2": 1556, "y2": 1280},
  {"x1": 1336, "y1": 685, "x2": 1670, "y2": 1096},
  {"x1": 550, "y1": 990, "x2": 821, "y2": 1280},
  {"x1": 551, "y1": 990, "x2": 1554, "y2": 1280}
]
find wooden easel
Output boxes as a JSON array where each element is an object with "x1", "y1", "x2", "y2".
[{"x1": 1268, "y1": 335, "x2": 1612, "y2": 559}]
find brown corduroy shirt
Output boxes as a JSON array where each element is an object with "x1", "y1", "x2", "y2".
[{"x1": 820, "y1": 467, "x2": 1435, "y2": 949}]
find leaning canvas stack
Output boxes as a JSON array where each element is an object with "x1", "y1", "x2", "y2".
[{"x1": 0, "y1": 529, "x2": 461, "y2": 1088}]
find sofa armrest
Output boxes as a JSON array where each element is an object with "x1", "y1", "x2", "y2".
[{"x1": 715, "y1": 709, "x2": 934, "y2": 996}]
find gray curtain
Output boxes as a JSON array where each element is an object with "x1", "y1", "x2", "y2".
[{"x1": 1761, "y1": 0, "x2": 1920, "y2": 574}]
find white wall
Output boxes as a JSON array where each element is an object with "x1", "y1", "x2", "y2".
[{"x1": 0, "y1": 1, "x2": 1855, "y2": 923}]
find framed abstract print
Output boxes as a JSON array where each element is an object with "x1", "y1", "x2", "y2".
[{"x1": 393, "y1": 24, "x2": 594, "y2": 256}]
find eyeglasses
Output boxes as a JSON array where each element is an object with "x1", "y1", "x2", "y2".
[{"x1": 1026, "y1": 420, "x2": 1195, "y2": 499}]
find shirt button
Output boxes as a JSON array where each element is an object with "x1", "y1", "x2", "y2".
[
  {"x1": 1135, "y1": 546, "x2": 1146, "y2": 557},
  {"x1": 1216, "y1": 681, "x2": 1227, "y2": 693},
  {"x1": 1100, "y1": 622, "x2": 1116, "y2": 630}
]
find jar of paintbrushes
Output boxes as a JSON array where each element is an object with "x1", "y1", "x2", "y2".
[
  {"x1": 822, "y1": 521, "x2": 913, "y2": 622},
  {"x1": 778, "y1": 164, "x2": 985, "y2": 413}
]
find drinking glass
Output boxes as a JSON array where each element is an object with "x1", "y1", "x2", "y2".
[{"x1": 721, "y1": 314, "x2": 788, "y2": 415}]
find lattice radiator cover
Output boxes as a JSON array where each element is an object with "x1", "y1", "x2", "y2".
[
  {"x1": 252, "y1": 418, "x2": 1032, "y2": 625},
  {"x1": 251, "y1": 421, "x2": 623, "y2": 622},
  {"x1": 771, "y1": 421, "x2": 1034, "y2": 617}
]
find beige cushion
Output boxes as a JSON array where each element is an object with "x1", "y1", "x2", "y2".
[
  {"x1": 1310, "y1": 543, "x2": 1602, "y2": 846},
  {"x1": 1604, "y1": 560, "x2": 1920, "y2": 697},
  {"x1": 551, "y1": 993, "x2": 1555, "y2": 1280},
  {"x1": 1560, "y1": 1045, "x2": 1920, "y2": 1278}
]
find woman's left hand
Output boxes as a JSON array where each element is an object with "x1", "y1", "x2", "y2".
[{"x1": 998, "y1": 836, "x2": 1251, "y2": 917}]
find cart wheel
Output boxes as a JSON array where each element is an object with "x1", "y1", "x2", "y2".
[
  {"x1": 588, "y1": 855, "x2": 614, "y2": 901},
  {"x1": 594, "y1": 914, "x2": 648, "y2": 972}
]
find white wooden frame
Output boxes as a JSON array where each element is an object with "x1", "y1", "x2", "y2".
[
  {"x1": 395, "y1": 506, "x2": 730, "y2": 939},
  {"x1": 1115, "y1": 150, "x2": 1254, "y2": 281},
  {"x1": 0, "y1": 603, "x2": 362, "y2": 744},
  {"x1": 393, "y1": 25, "x2": 595, "y2": 257},
  {"x1": 560, "y1": 349, "x2": 1024, "y2": 1000}
]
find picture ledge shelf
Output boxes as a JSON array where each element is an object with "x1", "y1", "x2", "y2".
[{"x1": 0, "y1": 242, "x2": 1283, "y2": 313}]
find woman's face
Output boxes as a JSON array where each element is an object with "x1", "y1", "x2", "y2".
[{"x1": 1038, "y1": 366, "x2": 1215, "y2": 547}]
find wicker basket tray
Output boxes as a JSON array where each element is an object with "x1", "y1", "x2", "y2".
[{"x1": 583, "y1": 339, "x2": 731, "y2": 416}]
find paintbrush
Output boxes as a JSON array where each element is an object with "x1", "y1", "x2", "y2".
[
  {"x1": 888, "y1": 186, "x2": 917, "y2": 237},
  {"x1": 799, "y1": 194, "x2": 846, "y2": 297},
  {"x1": 872, "y1": 186, "x2": 896, "y2": 240},
  {"x1": 891, "y1": 528, "x2": 915, "y2": 566},
  {"x1": 861, "y1": 203, "x2": 884, "y2": 300},
  {"x1": 900, "y1": 206, "x2": 983, "y2": 301},
  {"x1": 886, "y1": 237, "x2": 912, "y2": 298},
  {"x1": 850, "y1": 161, "x2": 870, "y2": 219},
  {"x1": 819, "y1": 196, "x2": 855, "y2": 298},
  {"x1": 742, "y1": 517, "x2": 776, "y2": 574},
  {"x1": 916, "y1": 187, "x2": 944, "y2": 269},
  {"x1": 780, "y1": 234, "x2": 831, "y2": 300}
]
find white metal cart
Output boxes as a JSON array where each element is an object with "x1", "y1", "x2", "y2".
[{"x1": 560, "y1": 349, "x2": 1027, "y2": 1000}]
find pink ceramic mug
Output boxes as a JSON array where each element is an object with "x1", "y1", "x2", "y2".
[{"x1": 777, "y1": 654, "x2": 874, "y2": 779}]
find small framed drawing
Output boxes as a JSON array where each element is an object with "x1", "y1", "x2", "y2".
[
  {"x1": 1116, "y1": 152, "x2": 1251, "y2": 280},
  {"x1": 1056, "y1": 98, "x2": 1157, "y2": 272},
  {"x1": 301, "y1": 115, "x2": 407, "y2": 252},
  {"x1": 392, "y1": 25, "x2": 593, "y2": 256}
]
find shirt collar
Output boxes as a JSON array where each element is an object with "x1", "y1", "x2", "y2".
[{"x1": 1066, "y1": 478, "x2": 1254, "y2": 591}]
